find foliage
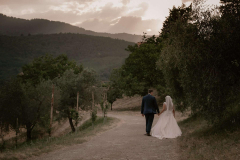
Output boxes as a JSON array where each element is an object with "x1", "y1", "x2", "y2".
[
  {"x1": 0, "y1": 79, "x2": 60, "y2": 141},
  {"x1": 55, "y1": 69, "x2": 98, "y2": 132},
  {"x1": 158, "y1": 0, "x2": 240, "y2": 123},
  {"x1": 109, "y1": 0, "x2": 240, "y2": 124},
  {"x1": 0, "y1": 33, "x2": 134, "y2": 82},
  {"x1": 161, "y1": 4, "x2": 192, "y2": 39},
  {"x1": 0, "y1": 79, "x2": 21, "y2": 133},
  {"x1": 107, "y1": 69, "x2": 124, "y2": 110},
  {"x1": 19, "y1": 54, "x2": 83, "y2": 86},
  {"x1": 107, "y1": 88, "x2": 122, "y2": 110},
  {"x1": 111, "y1": 37, "x2": 165, "y2": 97},
  {"x1": 220, "y1": 0, "x2": 240, "y2": 19},
  {"x1": 157, "y1": 4, "x2": 195, "y2": 112},
  {"x1": 109, "y1": 5, "x2": 192, "y2": 98}
]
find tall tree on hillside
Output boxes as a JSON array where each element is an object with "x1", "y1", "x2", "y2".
[
  {"x1": 161, "y1": 4, "x2": 192, "y2": 39},
  {"x1": 156, "y1": 4, "x2": 193, "y2": 111}
]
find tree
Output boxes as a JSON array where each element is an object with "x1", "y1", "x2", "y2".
[
  {"x1": 108, "y1": 5, "x2": 192, "y2": 98},
  {"x1": 161, "y1": 4, "x2": 192, "y2": 39},
  {"x1": 158, "y1": 0, "x2": 240, "y2": 123},
  {"x1": 0, "y1": 80, "x2": 20, "y2": 147},
  {"x1": 113, "y1": 38, "x2": 165, "y2": 97},
  {"x1": 0, "y1": 79, "x2": 60, "y2": 141},
  {"x1": 220, "y1": 0, "x2": 240, "y2": 19},
  {"x1": 107, "y1": 69, "x2": 123, "y2": 110},
  {"x1": 55, "y1": 69, "x2": 98, "y2": 132},
  {"x1": 22, "y1": 80, "x2": 60, "y2": 140},
  {"x1": 107, "y1": 87, "x2": 122, "y2": 110},
  {"x1": 19, "y1": 54, "x2": 83, "y2": 86}
]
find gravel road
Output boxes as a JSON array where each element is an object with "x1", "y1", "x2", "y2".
[{"x1": 30, "y1": 111, "x2": 180, "y2": 160}]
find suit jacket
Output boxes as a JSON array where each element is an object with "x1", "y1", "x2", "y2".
[{"x1": 141, "y1": 94, "x2": 159, "y2": 115}]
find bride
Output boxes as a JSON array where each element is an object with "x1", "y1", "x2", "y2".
[{"x1": 151, "y1": 96, "x2": 182, "y2": 139}]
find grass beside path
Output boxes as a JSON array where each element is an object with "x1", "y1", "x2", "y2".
[
  {"x1": 0, "y1": 117, "x2": 118, "y2": 160},
  {"x1": 177, "y1": 114, "x2": 240, "y2": 160}
]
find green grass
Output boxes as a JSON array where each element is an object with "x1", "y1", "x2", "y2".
[
  {"x1": 0, "y1": 117, "x2": 118, "y2": 160},
  {"x1": 178, "y1": 113, "x2": 240, "y2": 160}
]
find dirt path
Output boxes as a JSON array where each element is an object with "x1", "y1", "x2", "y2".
[{"x1": 30, "y1": 110, "x2": 180, "y2": 160}]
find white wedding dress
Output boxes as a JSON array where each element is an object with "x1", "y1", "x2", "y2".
[{"x1": 151, "y1": 96, "x2": 182, "y2": 139}]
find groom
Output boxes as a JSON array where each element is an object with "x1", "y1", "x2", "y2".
[{"x1": 141, "y1": 89, "x2": 160, "y2": 136}]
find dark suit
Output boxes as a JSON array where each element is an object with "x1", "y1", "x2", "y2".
[{"x1": 141, "y1": 94, "x2": 159, "y2": 134}]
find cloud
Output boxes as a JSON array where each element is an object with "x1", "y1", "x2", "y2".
[
  {"x1": 182, "y1": 0, "x2": 192, "y2": 3},
  {"x1": 8, "y1": 2, "x2": 118, "y2": 23},
  {"x1": 79, "y1": 16, "x2": 161, "y2": 35},
  {"x1": 94, "y1": 2, "x2": 127, "y2": 20},
  {"x1": 127, "y1": 2, "x2": 148, "y2": 17},
  {"x1": 108, "y1": 16, "x2": 161, "y2": 34},
  {"x1": 122, "y1": 0, "x2": 130, "y2": 5},
  {"x1": 15, "y1": 2, "x2": 127, "y2": 24},
  {"x1": 0, "y1": 0, "x2": 162, "y2": 34},
  {"x1": 0, "y1": 0, "x2": 95, "y2": 16},
  {"x1": 79, "y1": 18, "x2": 111, "y2": 32},
  {"x1": 0, "y1": 0, "x2": 94, "y2": 5}
]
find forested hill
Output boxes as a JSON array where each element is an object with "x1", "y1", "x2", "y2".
[
  {"x1": 0, "y1": 33, "x2": 134, "y2": 81},
  {"x1": 0, "y1": 14, "x2": 143, "y2": 43}
]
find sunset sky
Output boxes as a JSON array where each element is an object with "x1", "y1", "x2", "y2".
[{"x1": 0, "y1": 0, "x2": 221, "y2": 35}]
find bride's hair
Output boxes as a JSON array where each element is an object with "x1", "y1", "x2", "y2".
[{"x1": 165, "y1": 96, "x2": 173, "y2": 110}]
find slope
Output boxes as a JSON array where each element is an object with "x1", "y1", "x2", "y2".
[
  {"x1": 0, "y1": 13, "x2": 144, "y2": 43},
  {"x1": 0, "y1": 33, "x2": 134, "y2": 81}
]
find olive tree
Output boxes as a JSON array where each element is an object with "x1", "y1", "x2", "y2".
[{"x1": 55, "y1": 69, "x2": 97, "y2": 132}]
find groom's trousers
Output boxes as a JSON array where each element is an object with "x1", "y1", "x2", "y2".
[{"x1": 145, "y1": 113, "x2": 154, "y2": 134}]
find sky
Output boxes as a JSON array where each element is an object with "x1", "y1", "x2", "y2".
[{"x1": 0, "y1": 0, "x2": 221, "y2": 35}]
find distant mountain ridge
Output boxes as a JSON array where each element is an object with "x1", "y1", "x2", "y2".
[
  {"x1": 0, "y1": 33, "x2": 134, "y2": 82},
  {"x1": 0, "y1": 13, "x2": 144, "y2": 43}
]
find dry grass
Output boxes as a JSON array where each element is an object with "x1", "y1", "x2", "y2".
[
  {"x1": 0, "y1": 117, "x2": 119, "y2": 160},
  {"x1": 112, "y1": 95, "x2": 142, "y2": 111},
  {"x1": 178, "y1": 114, "x2": 240, "y2": 160}
]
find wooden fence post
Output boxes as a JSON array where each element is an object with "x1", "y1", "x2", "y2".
[
  {"x1": 49, "y1": 84, "x2": 54, "y2": 137},
  {"x1": 77, "y1": 92, "x2": 79, "y2": 111},
  {"x1": 15, "y1": 118, "x2": 18, "y2": 148}
]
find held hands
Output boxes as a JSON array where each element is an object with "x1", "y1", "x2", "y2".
[{"x1": 142, "y1": 113, "x2": 161, "y2": 116}]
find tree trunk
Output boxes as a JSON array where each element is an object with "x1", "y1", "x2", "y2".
[
  {"x1": 26, "y1": 128, "x2": 32, "y2": 141},
  {"x1": 68, "y1": 117, "x2": 75, "y2": 132},
  {"x1": 111, "y1": 103, "x2": 113, "y2": 110}
]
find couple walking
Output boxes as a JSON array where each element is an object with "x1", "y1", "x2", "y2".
[{"x1": 141, "y1": 89, "x2": 182, "y2": 139}]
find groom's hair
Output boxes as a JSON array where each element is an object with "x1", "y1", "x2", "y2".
[{"x1": 148, "y1": 89, "x2": 153, "y2": 93}]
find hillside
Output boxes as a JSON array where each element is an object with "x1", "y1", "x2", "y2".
[
  {"x1": 0, "y1": 13, "x2": 144, "y2": 43},
  {"x1": 0, "y1": 33, "x2": 135, "y2": 81}
]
